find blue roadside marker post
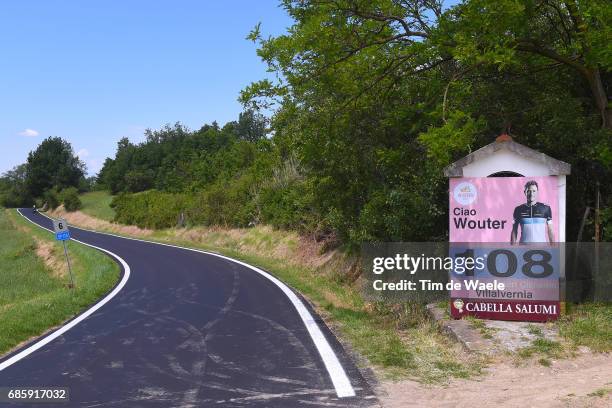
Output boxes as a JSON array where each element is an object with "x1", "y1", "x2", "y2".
[
  {"x1": 56, "y1": 231, "x2": 70, "y2": 241},
  {"x1": 53, "y1": 218, "x2": 75, "y2": 289}
]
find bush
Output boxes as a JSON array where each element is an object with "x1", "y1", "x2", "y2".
[
  {"x1": 258, "y1": 180, "x2": 315, "y2": 230},
  {"x1": 111, "y1": 176, "x2": 258, "y2": 230},
  {"x1": 124, "y1": 169, "x2": 155, "y2": 193},
  {"x1": 60, "y1": 188, "x2": 82, "y2": 212},
  {"x1": 187, "y1": 175, "x2": 256, "y2": 227},
  {"x1": 43, "y1": 188, "x2": 60, "y2": 210},
  {"x1": 0, "y1": 190, "x2": 32, "y2": 208},
  {"x1": 111, "y1": 190, "x2": 193, "y2": 229}
]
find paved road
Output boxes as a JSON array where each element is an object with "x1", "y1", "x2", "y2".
[{"x1": 0, "y1": 210, "x2": 376, "y2": 407}]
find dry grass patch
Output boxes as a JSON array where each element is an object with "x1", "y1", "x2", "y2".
[
  {"x1": 51, "y1": 207, "x2": 352, "y2": 281},
  {"x1": 32, "y1": 238, "x2": 66, "y2": 279},
  {"x1": 167, "y1": 224, "x2": 353, "y2": 277},
  {"x1": 7, "y1": 212, "x2": 67, "y2": 279},
  {"x1": 49, "y1": 207, "x2": 153, "y2": 236}
]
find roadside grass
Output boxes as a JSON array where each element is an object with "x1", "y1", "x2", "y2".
[
  {"x1": 518, "y1": 338, "x2": 564, "y2": 359},
  {"x1": 465, "y1": 316, "x2": 497, "y2": 340},
  {"x1": 558, "y1": 303, "x2": 612, "y2": 352},
  {"x1": 48, "y1": 208, "x2": 484, "y2": 383},
  {"x1": 511, "y1": 304, "x2": 612, "y2": 366},
  {"x1": 516, "y1": 321, "x2": 570, "y2": 366},
  {"x1": 79, "y1": 191, "x2": 115, "y2": 221},
  {"x1": 0, "y1": 209, "x2": 119, "y2": 357},
  {"x1": 538, "y1": 357, "x2": 552, "y2": 367},
  {"x1": 526, "y1": 324, "x2": 543, "y2": 337}
]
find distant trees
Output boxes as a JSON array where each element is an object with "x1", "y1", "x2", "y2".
[
  {"x1": 0, "y1": 164, "x2": 31, "y2": 207},
  {"x1": 97, "y1": 116, "x2": 269, "y2": 195},
  {"x1": 1, "y1": 137, "x2": 87, "y2": 208},
  {"x1": 97, "y1": 137, "x2": 138, "y2": 194},
  {"x1": 97, "y1": 112, "x2": 317, "y2": 231},
  {"x1": 236, "y1": 109, "x2": 267, "y2": 142}
]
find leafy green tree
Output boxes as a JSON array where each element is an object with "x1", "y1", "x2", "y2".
[
  {"x1": 445, "y1": 0, "x2": 612, "y2": 129},
  {"x1": 98, "y1": 138, "x2": 136, "y2": 194},
  {"x1": 240, "y1": 0, "x2": 611, "y2": 242},
  {"x1": 25, "y1": 137, "x2": 85, "y2": 198},
  {"x1": 43, "y1": 188, "x2": 61, "y2": 210},
  {"x1": 0, "y1": 164, "x2": 31, "y2": 207},
  {"x1": 236, "y1": 109, "x2": 268, "y2": 142},
  {"x1": 124, "y1": 169, "x2": 155, "y2": 192}
]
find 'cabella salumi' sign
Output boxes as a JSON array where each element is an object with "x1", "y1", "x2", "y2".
[{"x1": 449, "y1": 176, "x2": 560, "y2": 322}]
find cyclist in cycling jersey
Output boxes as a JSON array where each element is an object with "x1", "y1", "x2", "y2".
[{"x1": 510, "y1": 180, "x2": 555, "y2": 244}]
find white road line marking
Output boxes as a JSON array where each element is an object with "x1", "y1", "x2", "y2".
[
  {"x1": 35, "y1": 211, "x2": 356, "y2": 398},
  {"x1": 0, "y1": 210, "x2": 131, "y2": 372}
]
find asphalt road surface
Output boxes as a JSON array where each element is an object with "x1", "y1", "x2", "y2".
[{"x1": 0, "y1": 210, "x2": 377, "y2": 407}]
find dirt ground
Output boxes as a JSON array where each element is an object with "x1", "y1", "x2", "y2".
[{"x1": 379, "y1": 352, "x2": 611, "y2": 408}]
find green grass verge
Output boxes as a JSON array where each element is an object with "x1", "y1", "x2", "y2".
[
  {"x1": 558, "y1": 303, "x2": 612, "y2": 352},
  {"x1": 465, "y1": 316, "x2": 497, "y2": 340},
  {"x1": 0, "y1": 209, "x2": 119, "y2": 356},
  {"x1": 518, "y1": 338, "x2": 563, "y2": 359},
  {"x1": 79, "y1": 191, "x2": 115, "y2": 221}
]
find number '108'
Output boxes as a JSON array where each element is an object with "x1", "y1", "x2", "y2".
[{"x1": 455, "y1": 249, "x2": 554, "y2": 278}]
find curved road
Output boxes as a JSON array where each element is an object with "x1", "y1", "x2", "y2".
[{"x1": 0, "y1": 210, "x2": 376, "y2": 407}]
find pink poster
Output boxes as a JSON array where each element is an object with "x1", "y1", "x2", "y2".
[{"x1": 449, "y1": 176, "x2": 559, "y2": 243}]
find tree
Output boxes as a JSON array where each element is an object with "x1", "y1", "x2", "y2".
[
  {"x1": 0, "y1": 164, "x2": 31, "y2": 207},
  {"x1": 240, "y1": 0, "x2": 611, "y2": 242},
  {"x1": 98, "y1": 138, "x2": 135, "y2": 194},
  {"x1": 25, "y1": 137, "x2": 85, "y2": 198},
  {"x1": 239, "y1": 0, "x2": 466, "y2": 241},
  {"x1": 236, "y1": 109, "x2": 268, "y2": 142},
  {"x1": 243, "y1": 1, "x2": 610, "y2": 128},
  {"x1": 446, "y1": 0, "x2": 612, "y2": 129}
]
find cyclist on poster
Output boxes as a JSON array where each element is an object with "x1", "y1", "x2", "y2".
[{"x1": 511, "y1": 180, "x2": 555, "y2": 244}]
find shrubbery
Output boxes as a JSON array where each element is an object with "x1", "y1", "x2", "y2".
[
  {"x1": 258, "y1": 180, "x2": 314, "y2": 230},
  {"x1": 111, "y1": 182, "x2": 256, "y2": 230},
  {"x1": 61, "y1": 188, "x2": 82, "y2": 212},
  {"x1": 43, "y1": 188, "x2": 60, "y2": 210},
  {"x1": 111, "y1": 191, "x2": 194, "y2": 229},
  {"x1": 110, "y1": 174, "x2": 321, "y2": 232},
  {"x1": 186, "y1": 176, "x2": 256, "y2": 227},
  {"x1": 37, "y1": 187, "x2": 82, "y2": 212}
]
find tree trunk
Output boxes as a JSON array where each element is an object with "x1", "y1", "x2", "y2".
[{"x1": 585, "y1": 68, "x2": 611, "y2": 129}]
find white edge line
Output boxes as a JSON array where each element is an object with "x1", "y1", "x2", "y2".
[
  {"x1": 35, "y1": 211, "x2": 356, "y2": 398},
  {"x1": 0, "y1": 210, "x2": 131, "y2": 373}
]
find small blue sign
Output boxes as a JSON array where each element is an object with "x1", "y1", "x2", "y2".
[{"x1": 56, "y1": 231, "x2": 71, "y2": 241}]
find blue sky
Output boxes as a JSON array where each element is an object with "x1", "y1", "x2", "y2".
[{"x1": 0, "y1": 1, "x2": 292, "y2": 176}]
